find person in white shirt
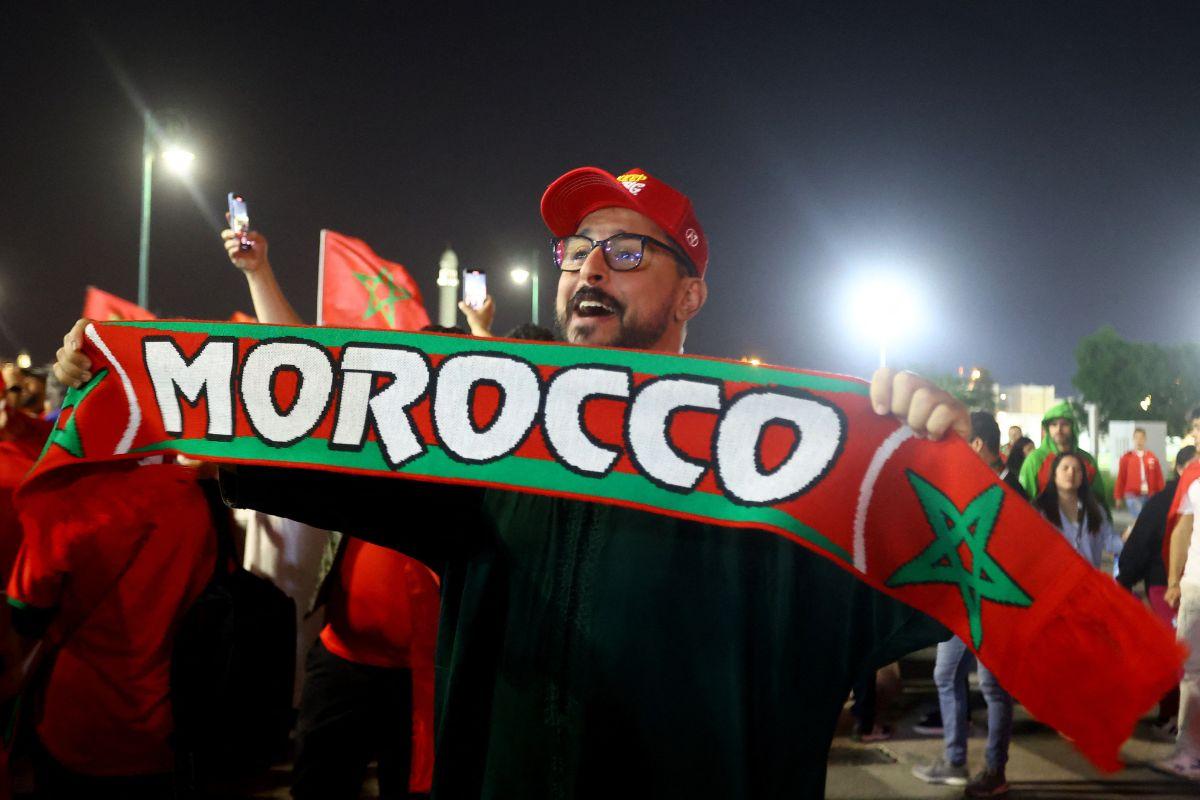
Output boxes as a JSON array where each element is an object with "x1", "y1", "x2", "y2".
[{"x1": 1162, "y1": 409, "x2": 1200, "y2": 781}]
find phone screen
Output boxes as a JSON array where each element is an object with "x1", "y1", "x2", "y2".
[
  {"x1": 463, "y1": 269, "x2": 487, "y2": 309},
  {"x1": 227, "y1": 193, "x2": 250, "y2": 234}
]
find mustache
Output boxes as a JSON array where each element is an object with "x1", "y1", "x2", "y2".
[{"x1": 567, "y1": 286, "x2": 625, "y2": 318}]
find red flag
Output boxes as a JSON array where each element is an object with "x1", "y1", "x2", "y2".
[
  {"x1": 318, "y1": 230, "x2": 431, "y2": 331},
  {"x1": 82, "y1": 287, "x2": 155, "y2": 322}
]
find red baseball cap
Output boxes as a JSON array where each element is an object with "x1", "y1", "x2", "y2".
[{"x1": 540, "y1": 167, "x2": 709, "y2": 277}]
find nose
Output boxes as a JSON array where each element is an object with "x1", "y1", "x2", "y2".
[{"x1": 577, "y1": 244, "x2": 610, "y2": 285}]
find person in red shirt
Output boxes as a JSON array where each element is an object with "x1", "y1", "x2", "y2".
[
  {"x1": 293, "y1": 537, "x2": 439, "y2": 800},
  {"x1": 1115, "y1": 428, "x2": 1165, "y2": 517},
  {"x1": 0, "y1": 462, "x2": 216, "y2": 799}
]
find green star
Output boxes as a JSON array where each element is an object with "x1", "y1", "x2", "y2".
[
  {"x1": 353, "y1": 265, "x2": 412, "y2": 328},
  {"x1": 886, "y1": 470, "x2": 1032, "y2": 651},
  {"x1": 46, "y1": 368, "x2": 109, "y2": 459}
]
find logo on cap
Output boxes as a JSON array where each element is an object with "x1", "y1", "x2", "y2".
[
  {"x1": 617, "y1": 172, "x2": 648, "y2": 196},
  {"x1": 684, "y1": 228, "x2": 700, "y2": 248}
]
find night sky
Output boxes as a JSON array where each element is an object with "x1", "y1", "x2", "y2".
[{"x1": 4, "y1": 2, "x2": 1200, "y2": 390}]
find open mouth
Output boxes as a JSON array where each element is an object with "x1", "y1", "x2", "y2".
[{"x1": 571, "y1": 292, "x2": 620, "y2": 320}]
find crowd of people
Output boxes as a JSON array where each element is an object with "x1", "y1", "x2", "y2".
[{"x1": 0, "y1": 166, "x2": 1196, "y2": 799}]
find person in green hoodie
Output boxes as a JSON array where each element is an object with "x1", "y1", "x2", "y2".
[{"x1": 1019, "y1": 400, "x2": 1109, "y2": 511}]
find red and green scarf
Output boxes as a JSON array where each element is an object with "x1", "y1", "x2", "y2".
[{"x1": 22, "y1": 320, "x2": 1184, "y2": 770}]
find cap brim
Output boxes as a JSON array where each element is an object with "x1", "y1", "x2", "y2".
[{"x1": 540, "y1": 167, "x2": 641, "y2": 236}]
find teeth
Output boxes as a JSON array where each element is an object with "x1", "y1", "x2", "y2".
[{"x1": 579, "y1": 300, "x2": 612, "y2": 312}]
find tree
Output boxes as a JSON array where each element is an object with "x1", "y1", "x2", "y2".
[
  {"x1": 1073, "y1": 326, "x2": 1200, "y2": 435},
  {"x1": 930, "y1": 366, "x2": 996, "y2": 412}
]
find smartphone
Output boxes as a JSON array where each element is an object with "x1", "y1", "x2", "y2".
[
  {"x1": 227, "y1": 192, "x2": 251, "y2": 251},
  {"x1": 463, "y1": 269, "x2": 487, "y2": 310}
]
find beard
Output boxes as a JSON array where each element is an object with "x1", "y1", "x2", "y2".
[{"x1": 556, "y1": 285, "x2": 673, "y2": 350}]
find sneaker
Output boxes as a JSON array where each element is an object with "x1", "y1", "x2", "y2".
[
  {"x1": 852, "y1": 723, "x2": 893, "y2": 743},
  {"x1": 1156, "y1": 754, "x2": 1200, "y2": 781},
  {"x1": 965, "y1": 765, "x2": 1009, "y2": 797},
  {"x1": 912, "y1": 757, "x2": 968, "y2": 786},
  {"x1": 913, "y1": 710, "x2": 944, "y2": 736}
]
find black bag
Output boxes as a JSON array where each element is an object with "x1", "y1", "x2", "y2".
[{"x1": 171, "y1": 483, "x2": 297, "y2": 790}]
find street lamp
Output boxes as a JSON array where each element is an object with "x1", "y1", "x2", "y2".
[
  {"x1": 138, "y1": 111, "x2": 195, "y2": 309},
  {"x1": 510, "y1": 255, "x2": 539, "y2": 325},
  {"x1": 848, "y1": 275, "x2": 920, "y2": 369}
]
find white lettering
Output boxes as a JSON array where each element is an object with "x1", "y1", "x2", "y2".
[
  {"x1": 331, "y1": 345, "x2": 430, "y2": 468},
  {"x1": 715, "y1": 390, "x2": 842, "y2": 505},
  {"x1": 240, "y1": 341, "x2": 334, "y2": 446},
  {"x1": 627, "y1": 377, "x2": 721, "y2": 491},
  {"x1": 143, "y1": 338, "x2": 234, "y2": 439},
  {"x1": 433, "y1": 354, "x2": 541, "y2": 462},
  {"x1": 543, "y1": 366, "x2": 631, "y2": 476}
]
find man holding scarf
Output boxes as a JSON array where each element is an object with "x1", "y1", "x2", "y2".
[{"x1": 54, "y1": 166, "x2": 969, "y2": 798}]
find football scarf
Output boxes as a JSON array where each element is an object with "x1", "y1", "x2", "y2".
[{"x1": 21, "y1": 320, "x2": 1184, "y2": 770}]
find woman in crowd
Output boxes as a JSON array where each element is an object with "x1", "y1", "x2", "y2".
[
  {"x1": 1005, "y1": 436, "x2": 1035, "y2": 479},
  {"x1": 1034, "y1": 451, "x2": 1116, "y2": 569}
]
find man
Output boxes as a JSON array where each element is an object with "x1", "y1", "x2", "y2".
[
  {"x1": 1114, "y1": 428, "x2": 1164, "y2": 516},
  {"x1": 56, "y1": 166, "x2": 968, "y2": 798},
  {"x1": 912, "y1": 412, "x2": 1016, "y2": 797},
  {"x1": 1000, "y1": 425, "x2": 1022, "y2": 461},
  {"x1": 1163, "y1": 408, "x2": 1200, "y2": 781},
  {"x1": 1018, "y1": 401, "x2": 1107, "y2": 510}
]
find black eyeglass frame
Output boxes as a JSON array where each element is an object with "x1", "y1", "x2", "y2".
[{"x1": 550, "y1": 233, "x2": 698, "y2": 277}]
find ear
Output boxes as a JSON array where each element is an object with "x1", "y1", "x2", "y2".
[
  {"x1": 675, "y1": 278, "x2": 707, "y2": 323},
  {"x1": 969, "y1": 436, "x2": 984, "y2": 454}
]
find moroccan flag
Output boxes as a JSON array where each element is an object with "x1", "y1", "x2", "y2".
[
  {"x1": 82, "y1": 287, "x2": 155, "y2": 322},
  {"x1": 19, "y1": 320, "x2": 1187, "y2": 772},
  {"x1": 317, "y1": 230, "x2": 430, "y2": 331}
]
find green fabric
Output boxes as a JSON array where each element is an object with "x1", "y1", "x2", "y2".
[
  {"x1": 224, "y1": 467, "x2": 947, "y2": 799},
  {"x1": 1018, "y1": 401, "x2": 1108, "y2": 507}
]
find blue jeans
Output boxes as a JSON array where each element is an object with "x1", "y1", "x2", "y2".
[
  {"x1": 933, "y1": 637, "x2": 1013, "y2": 769},
  {"x1": 1125, "y1": 494, "x2": 1147, "y2": 518}
]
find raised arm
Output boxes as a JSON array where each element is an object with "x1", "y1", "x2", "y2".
[{"x1": 221, "y1": 224, "x2": 304, "y2": 325}]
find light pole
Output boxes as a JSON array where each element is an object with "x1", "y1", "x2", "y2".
[
  {"x1": 510, "y1": 250, "x2": 540, "y2": 325},
  {"x1": 137, "y1": 111, "x2": 195, "y2": 309}
]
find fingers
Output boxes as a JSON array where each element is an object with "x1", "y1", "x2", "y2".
[
  {"x1": 871, "y1": 369, "x2": 970, "y2": 441},
  {"x1": 54, "y1": 319, "x2": 93, "y2": 387},
  {"x1": 869, "y1": 367, "x2": 895, "y2": 414}
]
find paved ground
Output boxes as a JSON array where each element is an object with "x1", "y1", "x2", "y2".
[
  {"x1": 826, "y1": 647, "x2": 1197, "y2": 799},
  {"x1": 230, "y1": 652, "x2": 1196, "y2": 799}
]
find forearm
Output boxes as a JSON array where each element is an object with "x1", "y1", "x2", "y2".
[
  {"x1": 244, "y1": 265, "x2": 304, "y2": 325},
  {"x1": 1168, "y1": 517, "x2": 1193, "y2": 587},
  {"x1": 219, "y1": 465, "x2": 484, "y2": 565}
]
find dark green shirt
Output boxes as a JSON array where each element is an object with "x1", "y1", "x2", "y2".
[{"x1": 223, "y1": 467, "x2": 946, "y2": 799}]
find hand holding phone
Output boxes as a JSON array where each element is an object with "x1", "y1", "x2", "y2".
[
  {"x1": 463, "y1": 269, "x2": 487, "y2": 310},
  {"x1": 227, "y1": 193, "x2": 252, "y2": 251}
]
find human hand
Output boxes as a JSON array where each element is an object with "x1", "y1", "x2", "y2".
[
  {"x1": 458, "y1": 295, "x2": 496, "y2": 337},
  {"x1": 868, "y1": 368, "x2": 971, "y2": 441},
  {"x1": 53, "y1": 319, "x2": 93, "y2": 389},
  {"x1": 1165, "y1": 584, "x2": 1181, "y2": 610},
  {"x1": 222, "y1": 213, "x2": 270, "y2": 274}
]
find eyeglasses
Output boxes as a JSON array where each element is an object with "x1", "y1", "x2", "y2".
[{"x1": 551, "y1": 233, "x2": 696, "y2": 275}]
